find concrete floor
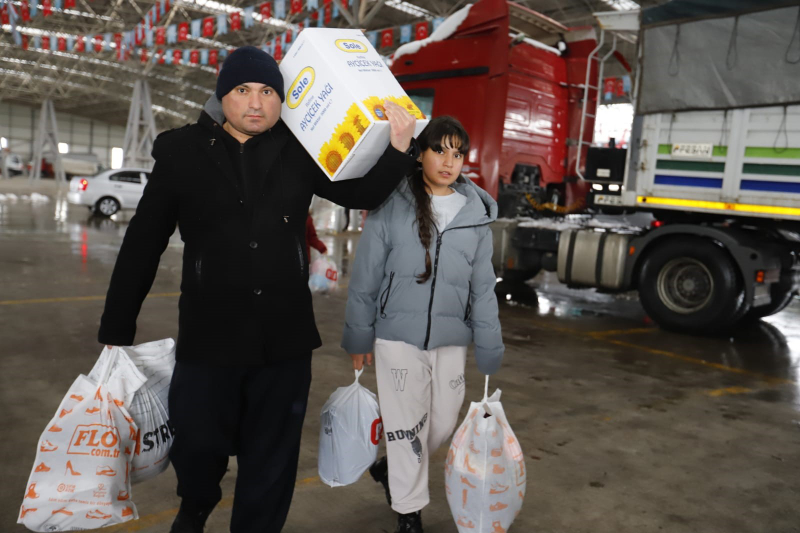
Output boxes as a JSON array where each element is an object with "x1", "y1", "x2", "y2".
[{"x1": 2, "y1": 178, "x2": 800, "y2": 533}]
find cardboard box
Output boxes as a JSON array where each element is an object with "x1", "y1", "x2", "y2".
[{"x1": 279, "y1": 28, "x2": 429, "y2": 181}]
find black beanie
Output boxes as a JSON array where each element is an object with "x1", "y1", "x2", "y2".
[{"x1": 215, "y1": 46, "x2": 285, "y2": 102}]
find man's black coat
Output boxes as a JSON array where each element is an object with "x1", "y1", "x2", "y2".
[{"x1": 98, "y1": 111, "x2": 417, "y2": 363}]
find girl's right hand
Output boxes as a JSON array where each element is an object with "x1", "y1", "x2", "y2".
[{"x1": 350, "y1": 352, "x2": 373, "y2": 370}]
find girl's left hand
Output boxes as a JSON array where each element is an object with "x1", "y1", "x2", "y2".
[{"x1": 350, "y1": 352, "x2": 373, "y2": 370}]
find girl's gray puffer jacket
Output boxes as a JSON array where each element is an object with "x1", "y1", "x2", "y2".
[{"x1": 341, "y1": 175, "x2": 504, "y2": 375}]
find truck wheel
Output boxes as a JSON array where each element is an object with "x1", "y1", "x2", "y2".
[
  {"x1": 95, "y1": 197, "x2": 120, "y2": 217},
  {"x1": 638, "y1": 238, "x2": 745, "y2": 334},
  {"x1": 741, "y1": 288, "x2": 797, "y2": 323}
]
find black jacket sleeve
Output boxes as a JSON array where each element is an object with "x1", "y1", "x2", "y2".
[
  {"x1": 98, "y1": 139, "x2": 179, "y2": 346},
  {"x1": 313, "y1": 142, "x2": 418, "y2": 210}
]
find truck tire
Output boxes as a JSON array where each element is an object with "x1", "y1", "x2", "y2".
[{"x1": 638, "y1": 237, "x2": 745, "y2": 334}]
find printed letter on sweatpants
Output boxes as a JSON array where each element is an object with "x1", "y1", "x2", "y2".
[{"x1": 375, "y1": 338, "x2": 467, "y2": 514}]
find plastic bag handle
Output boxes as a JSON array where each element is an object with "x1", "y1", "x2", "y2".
[
  {"x1": 354, "y1": 368, "x2": 364, "y2": 382},
  {"x1": 482, "y1": 375, "x2": 489, "y2": 403},
  {"x1": 98, "y1": 345, "x2": 121, "y2": 385}
]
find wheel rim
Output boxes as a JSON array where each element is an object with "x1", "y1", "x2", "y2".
[
  {"x1": 656, "y1": 258, "x2": 714, "y2": 314},
  {"x1": 98, "y1": 198, "x2": 118, "y2": 215}
]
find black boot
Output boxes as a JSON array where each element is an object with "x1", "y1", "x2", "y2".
[
  {"x1": 369, "y1": 456, "x2": 391, "y2": 506},
  {"x1": 169, "y1": 500, "x2": 214, "y2": 533},
  {"x1": 395, "y1": 511, "x2": 423, "y2": 533}
]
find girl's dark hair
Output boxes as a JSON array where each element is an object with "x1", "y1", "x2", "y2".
[{"x1": 410, "y1": 115, "x2": 470, "y2": 284}]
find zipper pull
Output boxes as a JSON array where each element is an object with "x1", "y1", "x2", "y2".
[
  {"x1": 209, "y1": 138, "x2": 215, "y2": 146},
  {"x1": 239, "y1": 143, "x2": 244, "y2": 154},
  {"x1": 283, "y1": 216, "x2": 289, "y2": 223}
]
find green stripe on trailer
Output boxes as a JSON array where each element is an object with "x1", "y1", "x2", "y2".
[
  {"x1": 744, "y1": 147, "x2": 800, "y2": 159},
  {"x1": 658, "y1": 144, "x2": 728, "y2": 156},
  {"x1": 742, "y1": 163, "x2": 800, "y2": 177},
  {"x1": 656, "y1": 160, "x2": 725, "y2": 172}
]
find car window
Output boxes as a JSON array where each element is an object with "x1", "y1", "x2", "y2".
[{"x1": 109, "y1": 171, "x2": 141, "y2": 184}]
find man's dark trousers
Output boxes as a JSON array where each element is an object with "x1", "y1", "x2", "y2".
[{"x1": 168, "y1": 353, "x2": 312, "y2": 532}]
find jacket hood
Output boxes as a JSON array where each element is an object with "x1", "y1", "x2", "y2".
[
  {"x1": 203, "y1": 94, "x2": 225, "y2": 126},
  {"x1": 395, "y1": 173, "x2": 498, "y2": 228}
]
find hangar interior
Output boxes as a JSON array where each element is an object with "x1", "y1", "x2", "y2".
[{"x1": 2, "y1": 0, "x2": 800, "y2": 532}]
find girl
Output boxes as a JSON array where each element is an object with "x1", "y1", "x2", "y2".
[{"x1": 342, "y1": 116, "x2": 504, "y2": 533}]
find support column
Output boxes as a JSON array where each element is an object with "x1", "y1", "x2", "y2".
[
  {"x1": 122, "y1": 80, "x2": 158, "y2": 169},
  {"x1": 29, "y1": 99, "x2": 66, "y2": 182}
]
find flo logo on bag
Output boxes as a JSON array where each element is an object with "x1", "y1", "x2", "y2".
[{"x1": 68, "y1": 424, "x2": 122, "y2": 458}]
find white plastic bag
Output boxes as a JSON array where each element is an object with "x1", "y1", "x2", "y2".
[
  {"x1": 318, "y1": 369, "x2": 383, "y2": 487},
  {"x1": 89, "y1": 339, "x2": 176, "y2": 484},
  {"x1": 18, "y1": 346, "x2": 143, "y2": 531},
  {"x1": 309, "y1": 257, "x2": 339, "y2": 294},
  {"x1": 445, "y1": 377, "x2": 526, "y2": 533}
]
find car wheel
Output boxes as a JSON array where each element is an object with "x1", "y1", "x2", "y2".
[
  {"x1": 638, "y1": 237, "x2": 745, "y2": 334},
  {"x1": 95, "y1": 197, "x2": 120, "y2": 217}
]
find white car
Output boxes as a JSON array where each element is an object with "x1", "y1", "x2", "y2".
[{"x1": 68, "y1": 168, "x2": 151, "y2": 216}]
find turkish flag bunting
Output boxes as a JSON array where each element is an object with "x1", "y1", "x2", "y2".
[
  {"x1": 158, "y1": 49, "x2": 165, "y2": 64},
  {"x1": 141, "y1": 48, "x2": 148, "y2": 63},
  {"x1": 190, "y1": 50, "x2": 199, "y2": 64},
  {"x1": 230, "y1": 12, "x2": 241, "y2": 31},
  {"x1": 173, "y1": 49, "x2": 182, "y2": 64},
  {"x1": 94, "y1": 35, "x2": 103, "y2": 53},
  {"x1": 260, "y1": 2, "x2": 271, "y2": 18},
  {"x1": 64, "y1": 0, "x2": 75, "y2": 8},
  {"x1": 323, "y1": 3, "x2": 331, "y2": 24},
  {"x1": 42, "y1": 0, "x2": 52, "y2": 17},
  {"x1": 614, "y1": 78, "x2": 625, "y2": 96},
  {"x1": 415, "y1": 21, "x2": 428, "y2": 40},
  {"x1": 323, "y1": 0, "x2": 331, "y2": 5},
  {"x1": 603, "y1": 77, "x2": 615, "y2": 95},
  {"x1": 298, "y1": 21, "x2": 304, "y2": 33},
  {"x1": 285, "y1": 29, "x2": 292, "y2": 42},
  {"x1": 76, "y1": 35, "x2": 85, "y2": 52},
  {"x1": 381, "y1": 28, "x2": 393, "y2": 48},
  {"x1": 203, "y1": 17, "x2": 214, "y2": 37},
  {"x1": 20, "y1": 0, "x2": 29, "y2": 22},
  {"x1": 274, "y1": 43, "x2": 282, "y2": 61},
  {"x1": 42, "y1": 36, "x2": 50, "y2": 50},
  {"x1": 341, "y1": 0, "x2": 347, "y2": 8},
  {"x1": 114, "y1": 33, "x2": 122, "y2": 57},
  {"x1": 156, "y1": 27, "x2": 166, "y2": 45},
  {"x1": 22, "y1": 35, "x2": 29, "y2": 50},
  {"x1": 209, "y1": 49, "x2": 218, "y2": 65},
  {"x1": 178, "y1": 22, "x2": 189, "y2": 41},
  {"x1": 291, "y1": 0, "x2": 302, "y2": 14},
  {"x1": 57, "y1": 37, "x2": 66, "y2": 51},
  {"x1": 165, "y1": 0, "x2": 170, "y2": 13},
  {"x1": 0, "y1": 6, "x2": 8, "y2": 26},
  {"x1": 135, "y1": 25, "x2": 143, "y2": 45}
]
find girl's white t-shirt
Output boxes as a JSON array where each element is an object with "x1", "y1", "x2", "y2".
[{"x1": 431, "y1": 189, "x2": 467, "y2": 230}]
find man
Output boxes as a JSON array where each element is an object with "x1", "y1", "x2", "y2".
[{"x1": 99, "y1": 46, "x2": 418, "y2": 533}]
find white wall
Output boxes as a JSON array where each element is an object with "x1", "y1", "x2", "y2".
[{"x1": 0, "y1": 101, "x2": 127, "y2": 168}]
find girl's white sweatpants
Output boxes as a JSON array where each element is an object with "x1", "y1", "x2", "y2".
[{"x1": 374, "y1": 338, "x2": 467, "y2": 514}]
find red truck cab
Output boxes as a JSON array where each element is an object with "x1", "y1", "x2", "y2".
[{"x1": 390, "y1": 0, "x2": 598, "y2": 217}]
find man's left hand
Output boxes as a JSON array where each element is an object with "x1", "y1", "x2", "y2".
[{"x1": 384, "y1": 100, "x2": 416, "y2": 153}]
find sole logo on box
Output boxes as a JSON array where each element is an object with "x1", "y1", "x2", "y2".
[
  {"x1": 335, "y1": 39, "x2": 368, "y2": 53},
  {"x1": 288, "y1": 67, "x2": 315, "y2": 109}
]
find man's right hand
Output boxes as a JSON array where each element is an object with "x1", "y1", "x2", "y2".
[
  {"x1": 106, "y1": 345, "x2": 114, "y2": 349},
  {"x1": 350, "y1": 352, "x2": 373, "y2": 370}
]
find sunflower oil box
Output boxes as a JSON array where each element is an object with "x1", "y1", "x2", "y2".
[{"x1": 279, "y1": 28, "x2": 429, "y2": 181}]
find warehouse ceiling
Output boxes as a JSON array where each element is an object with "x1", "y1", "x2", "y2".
[{"x1": 0, "y1": 0, "x2": 667, "y2": 130}]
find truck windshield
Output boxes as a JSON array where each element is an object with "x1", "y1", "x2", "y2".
[{"x1": 406, "y1": 89, "x2": 434, "y2": 119}]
